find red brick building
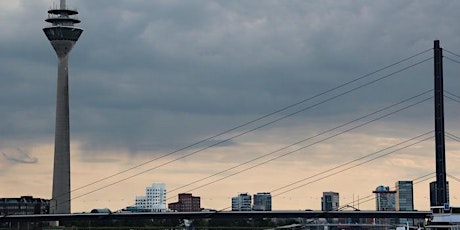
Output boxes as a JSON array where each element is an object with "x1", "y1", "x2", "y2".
[{"x1": 168, "y1": 193, "x2": 201, "y2": 212}]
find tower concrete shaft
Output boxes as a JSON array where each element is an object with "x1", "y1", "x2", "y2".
[{"x1": 43, "y1": 0, "x2": 82, "y2": 214}]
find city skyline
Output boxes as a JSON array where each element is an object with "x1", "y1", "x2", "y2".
[{"x1": 1, "y1": 1, "x2": 460, "y2": 213}]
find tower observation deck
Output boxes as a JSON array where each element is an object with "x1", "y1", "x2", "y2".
[{"x1": 43, "y1": 0, "x2": 83, "y2": 214}]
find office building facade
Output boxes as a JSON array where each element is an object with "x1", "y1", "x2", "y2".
[
  {"x1": 253, "y1": 192, "x2": 272, "y2": 211},
  {"x1": 135, "y1": 183, "x2": 167, "y2": 212},
  {"x1": 395, "y1": 181, "x2": 414, "y2": 225},
  {"x1": 232, "y1": 193, "x2": 252, "y2": 211},
  {"x1": 0, "y1": 196, "x2": 50, "y2": 215},
  {"x1": 321, "y1": 192, "x2": 339, "y2": 211},
  {"x1": 168, "y1": 193, "x2": 201, "y2": 212},
  {"x1": 373, "y1": 185, "x2": 396, "y2": 211},
  {"x1": 395, "y1": 181, "x2": 414, "y2": 211}
]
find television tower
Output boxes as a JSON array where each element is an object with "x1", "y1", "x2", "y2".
[{"x1": 43, "y1": 0, "x2": 83, "y2": 214}]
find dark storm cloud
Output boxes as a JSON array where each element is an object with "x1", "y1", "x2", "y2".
[{"x1": 1, "y1": 0, "x2": 460, "y2": 155}]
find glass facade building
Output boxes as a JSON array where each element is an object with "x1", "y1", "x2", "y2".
[
  {"x1": 253, "y1": 192, "x2": 272, "y2": 211},
  {"x1": 395, "y1": 181, "x2": 414, "y2": 211},
  {"x1": 395, "y1": 181, "x2": 414, "y2": 225}
]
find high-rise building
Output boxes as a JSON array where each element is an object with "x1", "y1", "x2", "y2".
[
  {"x1": 373, "y1": 186, "x2": 396, "y2": 211},
  {"x1": 135, "y1": 183, "x2": 167, "y2": 212},
  {"x1": 321, "y1": 192, "x2": 339, "y2": 211},
  {"x1": 253, "y1": 192, "x2": 272, "y2": 211},
  {"x1": 395, "y1": 181, "x2": 414, "y2": 225},
  {"x1": 168, "y1": 193, "x2": 201, "y2": 212},
  {"x1": 395, "y1": 181, "x2": 414, "y2": 211},
  {"x1": 43, "y1": 0, "x2": 83, "y2": 214},
  {"x1": 430, "y1": 181, "x2": 450, "y2": 207},
  {"x1": 231, "y1": 193, "x2": 252, "y2": 211}
]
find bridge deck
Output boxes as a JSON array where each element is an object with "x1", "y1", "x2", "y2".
[{"x1": 0, "y1": 210, "x2": 431, "y2": 222}]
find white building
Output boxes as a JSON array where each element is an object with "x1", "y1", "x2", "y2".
[
  {"x1": 232, "y1": 193, "x2": 252, "y2": 211},
  {"x1": 135, "y1": 183, "x2": 167, "y2": 212}
]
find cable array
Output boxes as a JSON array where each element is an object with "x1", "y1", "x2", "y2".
[
  {"x1": 289, "y1": 172, "x2": 436, "y2": 225},
  {"x1": 270, "y1": 133, "x2": 433, "y2": 196},
  {"x1": 446, "y1": 132, "x2": 460, "y2": 142},
  {"x1": 444, "y1": 49, "x2": 460, "y2": 65},
  {"x1": 216, "y1": 132, "x2": 433, "y2": 211},
  {"x1": 445, "y1": 91, "x2": 460, "y2": 104},
  {"x1": 166, "y1": 90, "x2": 433, "y2": 196},
  {"x1": 339, "y1": 172, "x2": 436, "y2": 210},
  {"x1": 68, "y1": 53, "x2": 433, "y2": 203},
  {"x1": 445, "y1": 49, "x2": 460, "y2": 58},
  {"x1": 173, "y1": 95, "x2": 433, "y2": 201},
  {"x1": 448, "y1": 174, "x2": 460, "y2": 183},
  {"x1": 67, "y1": 49, "x2": 432, "y2": 197},
  {"x1": 52, "y1": 48, "x2": 436, "y2": 209}
]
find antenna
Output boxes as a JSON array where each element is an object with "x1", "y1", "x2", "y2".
[{"x1": 60, "y1": 0, "x2": 66, "y2": 10}]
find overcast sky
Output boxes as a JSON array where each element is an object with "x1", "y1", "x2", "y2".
[{"x1": 1, "y1": 0, "x2": 460, "y2": 212}]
